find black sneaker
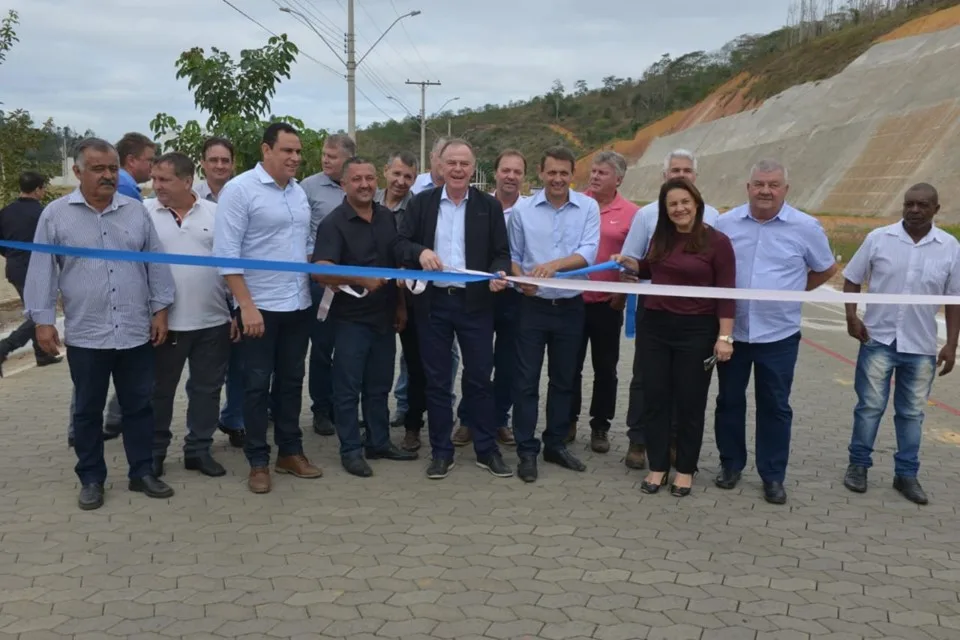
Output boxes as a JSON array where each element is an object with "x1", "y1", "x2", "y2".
[
  {"x1": 218, "y1": 423, "x2": 245, "y2": 448},
  {"x1": 78, "y1": 483, "x2": 104, "y2": 510},
  {"x1": 843, "y1": 464, "x2": 868, "y2": 493},
  {"x1": 476, "y1": 451, "x2": 513, "y2": 478},
  {"x1": 426, "y1": 458, "x2": 455, "y2": 480},
  {"x1": 517, "y1": 455, "x2": 538, "y2": 483}
]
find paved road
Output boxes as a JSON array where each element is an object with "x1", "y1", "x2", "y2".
[{"x1": 1, "y1": 302, "x2": 958, "y2": 640}]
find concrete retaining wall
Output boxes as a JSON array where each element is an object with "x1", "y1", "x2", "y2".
[{"x1": 622, "y1": 25, "x2": 960, "y2": 219}]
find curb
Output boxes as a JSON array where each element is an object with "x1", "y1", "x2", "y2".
[{"x1": 1, "y1": 317, "x2": 66, "y2": 377}]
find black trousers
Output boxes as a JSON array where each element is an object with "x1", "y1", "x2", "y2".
[
  {"x1": 0, "y1": 282, "x2": 43, "y2": 359},
  {"x1": 571, "y1": 300, "x2": 623, "y2": 431},
  {"x1": 639, "y1": 310, "x2": 717, "y2": 474},
  {"x1": 397, "y1": 291, "x2": 427, "y2": 431}
]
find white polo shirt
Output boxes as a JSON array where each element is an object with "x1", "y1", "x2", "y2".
[
  {"x1": 843, "y1": 222, "x2": 960, "y2": 356},
  {"x1": 146, "y1": 196, "x2": 231, "y2": 332}
]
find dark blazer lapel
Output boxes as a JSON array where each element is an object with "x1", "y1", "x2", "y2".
[{"x1": 421, "y1": 188, "x2": 442, "y2": 250}]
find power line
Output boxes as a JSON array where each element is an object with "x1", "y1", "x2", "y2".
[
  {"x1": 389, "y1": 0, "x2": 435, "y2": 78},
  {"x1": 283, "y1": 0, "x2": 342, "y2": 41},
  {"x1": 218, "y1": 0, "x2": 343, "y2": 78}
]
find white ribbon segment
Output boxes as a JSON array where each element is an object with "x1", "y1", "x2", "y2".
[{"x1": 316, "y1": 285, "x2": 369, "y2": 321}]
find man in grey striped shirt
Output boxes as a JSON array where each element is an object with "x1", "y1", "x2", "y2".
[{"x1": 24, "y1": 137, "x2": 177, "y2": 511}]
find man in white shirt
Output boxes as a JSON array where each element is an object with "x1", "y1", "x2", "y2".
[
  {"x1": 842, "y1": 183, "x2": 960, "y2": 505},
  {"x1": 619, "y1": 149, "x2": 719, "y2": 470},
  {"x1": 410, "y1": 137, "x2": 447, "y2": 195},
  {"x1": 146, "y1": 152, "x2": 233, "y2": 479},
  {"x1": 214, "y1": 122, "x2": 323, "y2": 494}
]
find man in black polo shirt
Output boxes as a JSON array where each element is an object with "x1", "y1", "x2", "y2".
[
  {"x1": 312, "y1": 156, "x2": 418, "y2": 477},
  {"x1": 0, "y1": 171, "x2": 63, "y2": 376}
]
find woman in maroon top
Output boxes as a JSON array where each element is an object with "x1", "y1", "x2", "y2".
[{"x1": 613, "y1": 178, "x2": 736, "y2": 497}]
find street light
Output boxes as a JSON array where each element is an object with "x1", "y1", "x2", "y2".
[
  {"x1": 429, "y1": 96, "x2": 460, "y2": 137},
  {"x1": 279, "y1": 4, "x2": 421, "y2": 140}
]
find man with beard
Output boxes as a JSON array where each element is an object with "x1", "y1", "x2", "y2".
[{"x1": 313, "y1": 156, "x2": 418, "y2": 477}]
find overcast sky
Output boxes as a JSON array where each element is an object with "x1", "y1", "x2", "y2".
[{"x1": 1, "y1": 0, "x2": 790, "y2": 142}]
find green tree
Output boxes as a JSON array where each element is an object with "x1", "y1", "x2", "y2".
[
  {"x1": 0, "y1": 111, "x2": 59, "y2": 199},
  {"x1": 150, "y1": 35, "x2": 327, "y2": 177}
]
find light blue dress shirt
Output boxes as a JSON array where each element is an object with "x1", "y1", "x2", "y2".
[
  {"x1": 213, "y1": 163, "x2": 312, "y2": 313},
  {"x1": 433, "y1": 186, "x2": 468, "y2": 288},
  {"x1": 843, "y1": 222, "x2": 960, "y2": 356},
  {"x1": 300, "y1": 172, "x2": 344, "y2": 256},
  {"x1": 622, "y1": 200, "x2": 721, "y2": 260},
  {"x1": 117, "y1": 169, "x2": 142, "y2": 201},
  {"x1": 508, "y1": 189, "x2": 601, "y2": 299},
  {"x1": 411, "y1": 172, "x2": 439, "y2": 195},
  {"x1": 716, "y1": 203, "x2": 836, "y2": 344}
]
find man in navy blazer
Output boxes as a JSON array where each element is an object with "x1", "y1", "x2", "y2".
[{"x1": 397, "y1": 139, "x2": 512, "y2": 480}]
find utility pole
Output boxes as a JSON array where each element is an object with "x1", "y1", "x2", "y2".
[
  {"x1": 346, "y1": 0, "x2": 356, "y2": 140},
  {"x1": 406, "y1": 79, "x2": 441, "y2": 171}
]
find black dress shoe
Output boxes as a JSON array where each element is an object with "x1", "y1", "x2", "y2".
[
  {"x1": 103, "y1": 423, "x2": 122, "y2": 441},
  {"x1": 843, "y1": 464, "x2": 868, "y2": 493},
  {"x1": 763, "y1": 481, "x2": 787, "y2": 505},
  {"x1": 313, "y1": 413, "x2": 336, "y2": 436},
  {"x1": 517, "y1": 455, "x2": 538, "y2": 483},
  {"x1": 185, "y1": 455, "x2": 227, "y2": 477},
  {"x1": 129, "y1": 475, "x2": 174, "y2": 499},
  {"x1": 365, "y1": 443, "x2": 418, "y2": 461},
  {"x1": 152, "y1": 456, "x2": 165, "y2": 478},
  {"x1": 78, "y1": 483, "x2": 104, "y2": 510},
  {"x1": 714, "y1": 468, "x2": 742, "y2": 490},
  {"x1": 68, "y1": 436, "x2": 75, "y2": 449},
  {"x1": 426, "y1": 458, "x2": 455, "y2": 480},
  {"x1": 543, "y1": 447, "x2": 586, "y2": 472},
  {"x1": 36, "y1": 353, "x2": 63, "y2": 367},
  {"x1": 342, "y1": 457, "x2": 373, "y2": 478},
  {"x1": 893, "y1": 476, "x2": 928, "y2": 505},
  {"x1": 641, "y1": 473, "x2": 669, "y2": 494},
  {"x1": 218, "y1": 423, "x2": 245, "y2": 448},
  {"x1": 476, "y1": 451, "x2": 513, "y2": 478}
]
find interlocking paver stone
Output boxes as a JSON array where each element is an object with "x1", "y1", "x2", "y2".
[{"x1": 2, "y1": 319, "x2": 960, "y2": 638}]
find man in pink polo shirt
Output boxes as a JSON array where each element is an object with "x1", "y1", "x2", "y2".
[{"x1": 569, "y1": 151, "x2": 639, "y2": 452}]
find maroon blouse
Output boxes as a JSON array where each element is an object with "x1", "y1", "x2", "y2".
[{"x1": 636, "y1": 229, "x2": 736, "y2": 318}]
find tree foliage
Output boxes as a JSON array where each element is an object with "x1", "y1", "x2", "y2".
[
  {"x1": 0, "y1": 9, "x2": 18, "y2": 68},
  {"x1": 150, "y1": 35, "x2": 328, "y2": 177}
]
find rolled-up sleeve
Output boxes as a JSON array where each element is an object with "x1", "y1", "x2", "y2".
[
  {"x1": 575, "y1": 200, "x2": 601, "y2": 266},
  {"x1": 213, "y1": 182, "x2": 248, "y2": 276},
  {"x1": 24, "y1": 210, "x2": 59, "y2": 326},
  {"x1": 804, "y1": 219, "x2": 837, "y2": 272},
  {"x1": 143, "y1": 210, "x2": 175, "y2": 314}
]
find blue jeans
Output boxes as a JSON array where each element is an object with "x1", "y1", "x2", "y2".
[
  {"x1": 513, "y1": 296, "x2": 585, "y2": 458},
  {"x1": 714, "y1": 332, "x2": 801, "y2": 484},
  {"x1": 66, "y1": 342, "x2": 156, "y2": 485},
  {"x1": 218, "y1": 343, "x2": 246, "y2": 430},
  {"x1": 332, "y1": 320, "x2": 396, "y2": 459},
  {"x1": 416, "y1": 291, "x2": 498, "y2": 460},
  {"x1": 239, "y1": 309, "x2": 311, "y2": 468},
  {"x1": 309, "y1": 282, "x2": 336, "y2": 420},
  {"x1": 849, "y1": 339, "x2": 934, "y2": 478},
  {"x1": 68, "y1": 390, "x2": 121, "y2": 439}
]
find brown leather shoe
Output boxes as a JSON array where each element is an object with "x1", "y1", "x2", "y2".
[
  {"x1": 275, "y1": 454, "x2": 323, "y2": 479},
  {"x1": 565, "y1": 421, "x2": 578, "y2": 444},
  {"x1": 625, "y1": 443, "x2": 647, "y2": 470},
  {"x1": 248, "y1": 467, "x2": 271, "y2": 494},
  {"x1": 452, "y1": 425, "x2": 472, "y2": 447},
  {"x1": 401, "y1": 429, "x2": 421, "y2": 452},
  {"x1": 497, "y1": 426, "x2": 515, "y2": 446},
  {"x1": 591, "y1": 430, "x2": 610, "y2": 454}
]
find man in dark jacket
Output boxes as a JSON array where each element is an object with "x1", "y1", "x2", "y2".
[
  {"x1": 397, "y1": 138, "x2": 513, "y2": 480},
  {"x1": 0, "y1": 171, "x2": 62, "y2": 376}
]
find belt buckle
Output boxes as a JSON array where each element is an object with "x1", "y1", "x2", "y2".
[
  {"x1": 447, "y1": 286, "x2": 458, "y2": 295},
  {"x1": 550, "y1": 298, "x2": 560, "y2": 306}
]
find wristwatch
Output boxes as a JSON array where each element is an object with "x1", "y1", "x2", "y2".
[{"x1": 717, "y1": 335, "x2": 734, "y2": 344}]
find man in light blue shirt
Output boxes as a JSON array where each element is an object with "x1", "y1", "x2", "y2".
[
  {"x1": 621, "y1": 149, "x2": 718, "y2": 470},
  {"x1": 213, "y1": 122, "x2": 322, "y2": 494},
  {"x1": 508, "y1": 146, "x2": 600, "y2": 483},
  {"x1": 713, "y1": 159, "x2": 837, "y2": 505},
  {"x1": 299, "y1": 133, "x2": 354, "y2": 437},
  {"x1": 115, "y1": 132, "x2": 156, "y2": 202},
  {"x1": 841, "y1": 183, "x2": 960, "y2": 505},
  {"x1": 410, "y1": 137, "x2": 446, "y2": 195}
]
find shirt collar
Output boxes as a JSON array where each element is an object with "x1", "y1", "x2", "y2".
[
  {"x1": 441, "y1": 185, "x2": 469, "y2": 204},
  {"x1": 740, "y1": 202, "x2": 792, "y2": 222},
  {"x1": 585, "y1": 190, "x2": 625, "y2": 212},
  {"x1": 68, "y1": 188, "x2": 122, "y2": 213},
  {"x1": 375, "y1": 188, "x2": 412, "y2": 211},
  {"x1": 255, "y1": 163, "x2": 298, "y2": 189},
  {"x1": 533, "y1": 188, "x2": 577, "y2": 210},
  {"x1": 343, "y1": 200, "x2": 383, "y2": 221},
  {"x1": 153, "y1": 193, "x2": 201, "y2": 216},
  {"x1": 889, "y1": 221, "x2": 943, "y2": 245}
]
